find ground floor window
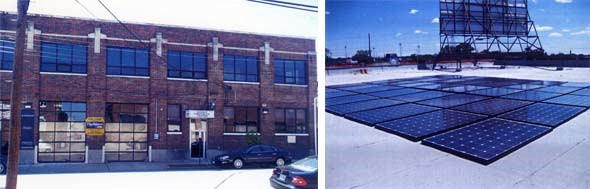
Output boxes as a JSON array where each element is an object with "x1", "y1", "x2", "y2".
[
  {"x1": 105, "y1": 103, "x2": 148, "y2": 161},
  {"x1": 274, "y1": 108, "x2": 307, "y2": 133},
  {"x1": 224, "y1": 107, "x2": 259, "y2": 133},
  {"x1": 0, "y1": 100, "x2": 10, "y2": 153},
  {"x1": 38, "y1": 101, "x2": 86, "y2": 162}
]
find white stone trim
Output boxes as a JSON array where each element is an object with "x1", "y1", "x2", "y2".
[
  {"x1": 40, "y1": 72, "x2": 88, "y2": 76},
  {"x1": 223, "y1": 46, "x2": 259, "y2": 52},
  {"x1": 106, "y1": 75, "x2": 150, "y2": 79},
  {"x1": 273, "y1": 50, "x2": 309, "y2": 55},
  {"x1": 0, "y1": 30, "x2": 16, "y2": 34},
  {"x1": 41, "y1": 32, "x2": 87, "y2": 39},
  {"x1": 166, "y1": 41, "x2": 207, "y2": 47},
  {"x1": 275, "y1": 133, "x2": 309, "y2": 136},
  {"x1": 224, "y1": 81, "x2": 260, "y2": 85},
  {"x1": 167, "y1": 77, "x2": 208, "y2": 82},
  {"x1": 274, "y1": 83, "x2": 308, "y2": 87},
  {"x1": 223, "y1": 132, "x2": 261, "y2": 136},
  {"x1": 167, "y1": 132, "x2": 183, "y2": 135},
  {"x1": 105, "y1": 36, "x2": 151, "y2": 43},
  {"x1": 0, "y1": 70, "x2": 13, "y2": 73}
]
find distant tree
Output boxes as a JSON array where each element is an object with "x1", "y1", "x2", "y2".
[
  {"x1": 325, "y1": 48, "x2": 332, "y2": 59},
  {"x1": 352, "y1": 50, "x2": 372, "y2": 63}
]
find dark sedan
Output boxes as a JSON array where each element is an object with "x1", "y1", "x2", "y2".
[
  {"x1": 212, "y1": 144, "x2": 292, "y2": 169},
  {"x1": 270, "y1": 156, "x2": 317, "y2": 189}
]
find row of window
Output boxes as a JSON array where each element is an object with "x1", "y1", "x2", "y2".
[{"x1": 0, "y1": 41, "x2": 307, "y2": 85}]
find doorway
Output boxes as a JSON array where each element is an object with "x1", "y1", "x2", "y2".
[{"x1": 189, "y1": 119, "x2": 207, "y2": 159}]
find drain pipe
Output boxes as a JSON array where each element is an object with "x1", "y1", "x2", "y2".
[{"x1": 314, "y1": 97, "x2": 318, "y2": 155}]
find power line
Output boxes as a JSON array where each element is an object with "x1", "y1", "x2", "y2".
[
  {"x1": 257, "y1": 0, "x2": 317, "y2": 9},
  {"x1": 74, "y1": 0, "x2": 98, "y2": 19},
  {"x1": 247, "y1": 0, "x2": 317, "y2": 12}
]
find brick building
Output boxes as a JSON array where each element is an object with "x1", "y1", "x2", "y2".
[{"x1": 0, "y1": 12, "x2": 316, "y2": 164}]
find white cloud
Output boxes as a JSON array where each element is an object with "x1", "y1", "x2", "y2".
[
  {"x1": 431, "y1": 17, "x2": 439, "y2": 23},
  {"x1": 395, "y1": 33, "x2": 403, "y2": 37},
  {"x1": 326, "y1": 11, "x2": 330, "y2": 15},
  {"x1": 555, "y1": 0, "x2": 573, "y2": 3},
  {"x1": 536, "y1": 26, "x2": 553, "y2": 31},
  {"x1": 409, "y1": 9, "x2": 419, "y2": 14},
  {"x1": 532, "y1": 0, "x2": 538, "y2": 3},
  {"x1": 548, "y1": 32, "x2": 563, "y2": 37},
  {"x1": 561, "y1": 29, "x2": 571, "y2": 32},
  {"x1": 414, "y1": 30, "x2": 428, "y2": 34},
  {"x1": 571, "y1": 30, "x2": 590, "y2": 35}
]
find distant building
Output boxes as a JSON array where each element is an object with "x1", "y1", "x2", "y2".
[{"x1": 385, "y1": 53, "x2": 400, "y2": 65}]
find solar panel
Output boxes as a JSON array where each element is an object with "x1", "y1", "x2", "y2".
[
  {"x1": 467, "y1": 88, "x2": 523, "y2": 97},
  {"x1": 397, "y1": 82, "x2": 436, "y2": 88},
  {"x1": 346, "y1": 103, "x2": 440, "y2": 126},
  {"x1": 534, "y1": 86, "x2": 581, "y2": 94},
  {"x1": 501, "y1": 91, "x2": 563, "y2": 102},
  {"x1": 505, "y1": 83, "x2": 544, "y2": 90},
  {"x1": 327, "y1": 83, "x2": 366, "y2": 89},
  {"x1": 375, "y1": 109, "x2": 487, "y2": 141},
  {"x1": 422, "y1": 118, "x2": 551, "y2": 165},
  {"x1": 416, "y1": 94, "x2": 490, "y2": 108},
  {"x1": 326, "y1": 99, "x2": 406, "y2": 115},
  {"x1": 543, "y1": 94, "x2": 590, "y2": 108},
  {"x1": 441, "y1": 85, "x2": 490, "y2": 93},
  {"x1": 474, "y1": 81, "x2": 518, "y2": 88},
  {"x1": 345, "y1": 85, "x2": 402, "y2": 94},
  {"x1": 367, "y1": 88, "x2": 426, "y2": 98},
  {"x1": 326, "y1": 90, "x2": 358, "y2": 99},
  {"x1": 451, "y1": 98, "x2": 533, "y2": 116},
  {"x1": 339, "y1": 84, "x2": 381, "y2": 92},
  {"x1": 560, "y1": 82, "x2": 590, "y2": 88},
  {"x1": 499, "y1": 103, "x2": 586, "y2": 127},
  {"x1": 571, "y1": 88, "x2": 590, "y2": 96},
  {"x1": 326, "y1": 94, "x2": 379, "y2": 106},
  {"x1": 389, "y1": 91, "x2": 453, "y2": 102},
  {"x1": 527, "y1": 80, "x2": 565, "y2": 86}
]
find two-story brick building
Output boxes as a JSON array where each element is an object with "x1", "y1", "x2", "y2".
[{"x1": 0, "y1": 12, "x2": 316, "y2": 164}]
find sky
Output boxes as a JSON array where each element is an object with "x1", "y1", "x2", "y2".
[
  {"x1": 326, "y1": 0, "x2": 590, "y2": 58},
  {"x1": 0, "y1": 0, "x2": 317, "y2": 39}
]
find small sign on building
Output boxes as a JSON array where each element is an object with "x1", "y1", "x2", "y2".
[
  {"x1": 185, "y1": 110, "x2": 215, "y2": 119},
  {"x1": 85, "y1": 117, "x2": 105, "y2": 136},
  {"x1": 287, "y1": 136, "x2": 297, "y2": 144}
]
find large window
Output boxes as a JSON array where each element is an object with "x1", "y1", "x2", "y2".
[
  {"x1": 0, "y1": 100, "x2": 10, "y2": 152},
  {"x1": 274, "y1": 59, "x2": 306, "y2": 85},
  {"x1": 224, "y1": 107, "x2": 259, "y2": 133},
  {"x1": 105, "y1": 103, "x2": 148, "y2": 161},
  {"x1": 38, "y1": 101, "x2": 86, "y2": 162},
  {"x1": 40, "y1": 42, "x2": 87, "y2": 73},
  {"x1": 168, "y1": 51, "x2": 207, "y2": 79},
  {"x1": 223, "y1": 55, "x2": 258, "y2": 82},
  {"x1": 167, "y1": 104, "x2": 181, "y2": 132},
  {"x1": 0, "y1": 40, "x2": 14, "y2": 70},
  {"x1": 107, "y1": 47, "x2": 149, "y2": 76},
  {"x1": 274, "y1": 108, "x2": 307, "y2": 133}
]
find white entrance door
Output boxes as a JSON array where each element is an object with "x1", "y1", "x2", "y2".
[{"x1": 189, "y1": 119, "x2": 207, "y2": 159}]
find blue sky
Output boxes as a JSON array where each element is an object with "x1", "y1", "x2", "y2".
[{"x1": 326, "y1": 0, "x2": 590, "y2": 57}]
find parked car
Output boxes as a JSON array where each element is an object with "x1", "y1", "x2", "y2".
[
  {"x1": 212, "y1": 144, "x2": 292, "y2": 169},
  {"x1": 270, "y1": 156, "x2": 317, "y2": 189},
  {"x1": 0, "y1": 154, "x2": 6, "y2": 174}
]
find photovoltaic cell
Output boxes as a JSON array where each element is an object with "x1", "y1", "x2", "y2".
[
  {"x1": 326, "y1": 90, "x2": 357, "y2": 99},
  {"x1": 326, "y1": 99, "x2": 406, "y2": 115},
  {"x1": 397, "y1": 82, "x2": 436, "y2": 88},
  {"x1": 389, "y1": 91, "x2": 453, "y2": 102},
  {"x1": 499, "y1": 103, "x2": 586, "y2": 127},
  {"x1": 346, "y1": 103, "x2": 440, "y2": 125},
  {"x1": 451, "y1": 98, "x2": 532, "y2": 116},
  {"x1": 345, "y1": 85, "x2": 402, "y2": 94},
  {"x1": 571, "y1": 88, "x2": 590, "y2": 96},
  {"x1": 543, "y1": 94, "x2": 590, "y2": 107},
  {"x1": 375, "y1": 110, "x2": 487, "y2": 141},
  {"x1": 367, "y1": 88, "x2": 426, "y2": 98},
  {"x1": 422, "y1": 118, "x2": 551, "y2": 165},
  {"x1": 441, "y1": 85, "x2": 490, "y2": 93},
  {"x1": 416, "y1": 94, "x2": 490, "y2": 108},
  {"x1": 534, "y1": 86, "x2": 581, "y2": 94},
  {"x1": 505, "y1": 84, "x2": 544, "y2": 90},
  {"x1": 467, "y1": 88, "x2": 523, "y2": 97},
  {"x1": 326, "y1": 94, "x2": 378, "y2": 106},
  {"x1": 501, "y1": 91, "x2": 563, "y2": 102},
  {"x1": 528, "y1": 80, "x2": 565, "y2": 86},
  {"x1": 560, "y1": 82, "x2": 590, "y2": 88},
  {"x1": 339, "y1": 84, "x2": 381, "y2": 92}
]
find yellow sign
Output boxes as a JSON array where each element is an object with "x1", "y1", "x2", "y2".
[{"x1": 85, "y1": 117, "x2": 105, "y2": 136}]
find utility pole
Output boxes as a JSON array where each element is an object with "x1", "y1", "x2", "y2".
[
  {"x1": 417, "y1": 44, "x2": 421, "y2": 64},
  {"x1": 6, "y1": 0, "x2": 30, "y2": 189},
  {"x1": 399, "y1": 43, "x2": 402, "y2": 57},
  {"x1": 344, "y1": 45, "x2": 347, "y2": 58},
  {"x1": 368, "y1": 33, "x2": 371, "y2": 63}
]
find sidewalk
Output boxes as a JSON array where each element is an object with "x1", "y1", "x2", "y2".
[{"x1": 17, "y1": 161, "x2": 218, "y2": 175}]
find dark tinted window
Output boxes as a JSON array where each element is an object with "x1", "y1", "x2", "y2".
[
  {"x1": 223, "y1": 55, "x2": 258, "y2": 82},
  {"x1": 274, "y1": 59, "x2": 307, "y2": 85},
  {"x1": 106, "y1": 47, "x2": 149, "y2": 76},
  {"x1": 167, "y1": 51, "x2": 207, "y2": 79},
  {"x1": 0, "y1": 40, "x2": 14, "y2": 70},
  {"x1": 40, "y1": 42, "x2": 87, "y2": 73}
]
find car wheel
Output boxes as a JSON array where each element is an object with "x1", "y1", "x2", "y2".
[
  {"x1": 275, "y1": 157, "x2": 285, "y2": 166},
  {"x1": 0, "y1": 162, "x2": 5, "y2": 174},
  {"x1": 233, "y1": 158, "x2": 244, "y2": 169}
]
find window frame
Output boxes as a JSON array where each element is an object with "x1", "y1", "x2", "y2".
[
  {"x1": 38, "y1": 101, "x2": 87, "y2": 163},
  {"x1": 224, "y1": 106, "x2": 260, "y2": 133},
  {"x1": 274, "y1": 59, "x2": 307, "y2": 85},
  {"x1": 106, "y1": 46, "x2": 150, "y2": 76},
  {"x1": 274, "y1": 108, "x2": 308, "y2": 134},
  {"x1": 223, "y1": 55, "x2": 259, "y2": 82},
  {"x1": 0, "y1": 40, "x2": 15, "y2": 71},
  {"x1": 40, "y1": 42, "x2": 88, "y2": 74},
  {"x1": 167, "y1": 51, "x2": 208, "y2": 79},
  {"x1": 104, "y1": 103, "x2": 149, "y2": 162},
  {"x1": 167, "y1": 104, "x2": 182, "y2": 132}
]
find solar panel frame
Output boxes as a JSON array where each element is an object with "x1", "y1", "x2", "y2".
[
  {"x1": 422, "y1": 118, "x2": 552, "y2": 165},
  {"x1": 560, "y1": 82, "x2": 590, "y2": 88},
  {"x1": 542, "y1": 94, "x2": 590, "y2": 108},
  {"x1": 505, "y1": 83, "x2": 545, "y2": 90},
  {"x1": 415, "y1": 94, "x2": 491, "y2": 108},
  {"x1": 467, "y1": 87, "x2": 523, "y2": 97},
  {"x1": 498, "y1": 103, "x2": 586, "y2": 127},
  {"x1": 366, "y1": 88, "x2": 427, "y2": 98},
  {"x1": 533, "y1": 86, "x2": 582, "y2": 94},
  {"x1": 326, "y1": 94, "x2": 379, "y2": 106},
  {"x1": 345, "y1": 103, "x2": 440, "y2": 126},
  {"x1": 441, "y1": 85, "x2": 491, "y2": 93},
  {"x1": 501, "y1": 91, "x2": 563, "y2": 102},
  {"x1": 326, "y1": 90, "x2": 358, "y2": 99},
  {"x1": 375, "y1": 109, "x2": 488, "y2": 142},
  {"x1": 570, "y1": 88, "x2": 590, "y2": 96},
  {"x1": 388, "y1": 91, "x2": 454, "y2": 102},
  {"x1": 326, "y1": 98, "x2": 406, "y2": 115},
  {"x1": 345, "y1": 85, "x2": 403, "y2": 94},
  {"x1": 451, "y1": 98, "x2": 533, "y2": 116}
]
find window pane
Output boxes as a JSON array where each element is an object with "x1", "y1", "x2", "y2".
[
  {"x1": 122, "y1": 49, "x2": 135, "y2": 66},
  {"x1": 107, "y1": 48, "x2": 121, "y2": 66},
  {"x1": 135, "y1": 49, "x2": 149, "y2": 68},
  {"x1": 72, "y1": 45, "x2": 87, "y2": 65},
  {"x1": 235, "y1": 60, "x2": 246, "y2": 74},
  {"x1": 57, "y1": 44, "x2": 72, "y2": 64},
  {"x1": 246, "y1": 58, "x2": 258, "y2": 75},
  {"x1": 181, "y1": 52, "x2": 193, "y2": 70},
  {"x1": 41, "y1": 43, "x2": 57, "y2": 64},
  {"x1": 168, "y1": 51, "x2": 180, "y2": 69}
]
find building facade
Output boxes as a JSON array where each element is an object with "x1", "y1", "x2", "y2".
[{"x1": 0, "y1": 12, "x2": 317, "y2": 164}]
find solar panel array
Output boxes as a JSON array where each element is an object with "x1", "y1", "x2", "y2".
[{"x1": 326, "y1": 75, "x2": 590, "y2": 165}]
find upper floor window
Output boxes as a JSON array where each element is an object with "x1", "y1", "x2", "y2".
[
  {"x1": 274, "y1": 108, "x2": 307, "y2": 133},
  {"x1": 223, "y1": 55, "x2": 258, "y2": 82},
  {"x1": 41, "y1": 42, "x2": 87, "y2": 73},
  {"x1": 107, "y1": 47, "x2": 149, "y2": 76},
  {"x1": 274, "y1": 59, "x2": 306, "y2": 85},
  {"x1": 168, "y1": 51, "x2": 207, "y2": 79},
  {"x1": 0, "y1": 40, "x2": 14, "y2": 70}
]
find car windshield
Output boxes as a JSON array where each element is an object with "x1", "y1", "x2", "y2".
[{"x1": 290, "y1": 156, "x2": 317, "y2": 172}]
